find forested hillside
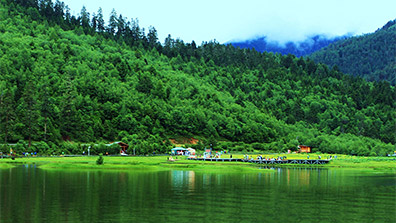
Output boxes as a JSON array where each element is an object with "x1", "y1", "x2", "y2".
[
  {"x1": 231, "y1": 35, "x2": 345, "y2": 57},
  {"x1": 310, "y1": 19, "x2": 396, "y2": 85},
  {"x1": 0, "y1": 0, "x2": 395, "y2": 156}
]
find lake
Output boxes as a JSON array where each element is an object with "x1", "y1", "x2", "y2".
[{"x1": 0, "y1": 165, "x2": 395, "y2": 222}]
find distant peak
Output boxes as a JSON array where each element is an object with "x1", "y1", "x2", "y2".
[{"x1": 229, "y1": 34, "x2": 349, "y2": 57}]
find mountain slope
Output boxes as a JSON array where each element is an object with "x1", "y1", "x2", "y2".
[
  {"x1": 310, "y1": 20, "x2": 396, "y2": 85},
  {"x1": 230, "y1": 35, "x2": 346, "y2": 57},
  {"x1": 0, "y1": 0, "x2": 395, "y2": 156}
]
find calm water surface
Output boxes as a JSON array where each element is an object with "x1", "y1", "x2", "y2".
[{"x1": 0, "y1": 165, "x2": 395, "y2": 222}]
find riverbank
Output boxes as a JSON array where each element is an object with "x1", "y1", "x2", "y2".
[
  {"x1": 0, "y1": 156, "x2": 275, "y2": 173},
  {"x1": 187, "y1": 153, "x2": 396, "y2": 169},
  {"x1": 0, "y1": 163, "x2": 15, "y2": 169},
  {"x1": 0, "y1": 154, "x2": 394, "y2": 172}
]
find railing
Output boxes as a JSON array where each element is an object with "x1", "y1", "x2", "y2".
[{"x1": 187, "y1": 158, "x2": 330, "y2": 164}]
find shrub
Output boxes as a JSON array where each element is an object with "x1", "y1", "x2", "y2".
[
  {"x1": 96, "y1": 153, "x2": 104, "y2": 165},
  {"x1": 97, "y1": 143, "x2": 108, "y2": 155},
  {"x1": 0, "y1": 144, "x2": 8, "y2": 154},
  {"x1": 108, "y1": 143, "x2": 121, "y2": 155},
  {"x1": 45, "y1": 142, "x2": 57, "y2": 155},
  {"x1": 14, "y1": 140, "x2": 27, "y2": 155},
  {"x1": 251, "y1": 142, "x2": 266, "y2": 151},
  {"x1": 34, "y1": 141, "x2": 50, "y2": 154},
  {"x1": 369, "y1": 151, "x2": 377, "y2": 157},
  {"x1": 234, "y1": 145, "x2": 245, "y2": 152}
]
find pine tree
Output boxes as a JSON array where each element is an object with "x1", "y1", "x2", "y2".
[
  {"x1": 107, "y1": 9, "x2": 118, "y2": 35},
  {"x1": 80, "y1": 6, "x2": 90, "y2": 29},
  {"x1": 96, "y1": 8, "x2": 105, "y2": 32},
  {"x1": 19, "y1": 78, "x2": 40, "y2": 147}
]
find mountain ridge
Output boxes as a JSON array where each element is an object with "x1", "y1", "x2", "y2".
[
  {"x1": 309, "y1": 19, "x2": 396, "y2": 85},
  {"x1": 230, "y1": 35, "x2": 348, "y2": 57}
]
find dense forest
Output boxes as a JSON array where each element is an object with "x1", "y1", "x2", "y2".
[
  {"x1": 231, "y1": 35, "x2": 346, "y2": 57},
  {"x1": 310, "y1": 20, "x2": 396, "y2": 85},
  {"x1": 0, "y1": 0, "x2": 395, "y2": 156}
]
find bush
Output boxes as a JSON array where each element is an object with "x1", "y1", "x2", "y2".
[
  {"x1": 57, "y1": 143, "x2": 72, "y2": 155},
  {"x1": 14, "y1": 140, "x2": 27, "y2": 155},
  {"x1": 89, "y1": 143, "x2": 104, "y2": 155},
  {"x1": 369, "y1": 151, "x2": 377, "y2": 157},
  {"x1": 96, "y1": 153, "x2": 104, "y2": 165},
  {"x1": 234, "y1": 145, "x2": 245, "y2": 152},
  {"x1": 0, "y1": 144, "x2": 8, "y2": 154},
  {"x1": 46, "y1": 141, "x2": 59, "y2": 155},
  {"x1": 70, "y1": 143, "x2": 82, "y2": 154},
  {"x1": 34, "y1": 141, "x2": 50, "y2": 154},
  {"x1": 97, "y1": 143, "x2": 108, "y2": 155},
  {"x1": 251, "y1": 142, "x2": 266, "y2": 151}
]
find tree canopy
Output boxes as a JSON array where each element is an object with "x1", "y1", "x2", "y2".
[
  {"x1": 310, "y1": 19, "x2": 396, "y2": 85},
  {"x1": 0, "y1": 0, "x2": 395, "y2": 156}
]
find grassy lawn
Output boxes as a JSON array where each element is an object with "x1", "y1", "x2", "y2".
[
  {"x1": 0, "y1": 153, "x2": 394, "y2": 171},
  {"x1": 0, "y1": 155, "x2": 274, "y2": 173},
  {"x1": 0, "y1": 163, "x2": 15, "y2": 169}
]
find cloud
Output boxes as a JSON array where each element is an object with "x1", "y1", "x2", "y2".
[
  {"x1": 62, "y1": 0, "x2": 396, "y2": 44},
  {"x1": 220, "y1": 0, "x2": 396, "y2": 44}
]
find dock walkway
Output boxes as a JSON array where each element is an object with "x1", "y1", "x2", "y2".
[{"x1": 187, "y1": 158, "x2": 330, "y2": 165}]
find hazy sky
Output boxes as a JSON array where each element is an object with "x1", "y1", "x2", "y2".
[{"x1": 61, "y1": 0, "x2": 396, "y2": 44}]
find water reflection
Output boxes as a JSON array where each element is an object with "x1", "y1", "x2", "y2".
[
  {"x1": 0, "y1": 166, "x2": 395, "y2": 222},
  {"x1": 170, "y1": 167, "x2": 336, "y2": 194},
  {"x1": 170, "y1": 170, "x2": 195, "y2": 192}
]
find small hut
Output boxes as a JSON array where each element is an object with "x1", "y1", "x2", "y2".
[
  {"x1": 298, "y1": 145, "x2": 311, "y2": 153},
  {"x1": 107, "y1": 142, "x2": 129, "y2": 154},
  {"x1": 171, "y1": 147, "x2": 188, "y2": 155},
  {"x1": 186, "y1": 147, "x2": 196, "y2": 155}
]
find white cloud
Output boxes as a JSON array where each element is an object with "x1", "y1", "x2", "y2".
[{"x1": 62, "y1": 0, "x2": 396, "y2": 44}]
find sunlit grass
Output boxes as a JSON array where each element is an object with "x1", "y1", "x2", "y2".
[
  {"x1": 0, "y1": 153, "x2": 394, "y2": 171},
  {"x1": 0, "y1": 163, "x2": 15, "y2": 169},
  {"x1": 0, "y1": 155, "x2": 274, "y2": 172}
]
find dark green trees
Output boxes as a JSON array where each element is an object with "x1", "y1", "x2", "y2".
[
  {"x1": 310, "y1": 20, "x2": 396, "y2": 85},
  {"x1": 0, "y1": 0, "x2": 394, "y2": 156}
]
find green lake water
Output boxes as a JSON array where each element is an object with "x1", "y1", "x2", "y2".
[{"x1": 0, "y1": 166, "x2": 395, "y2": 223}]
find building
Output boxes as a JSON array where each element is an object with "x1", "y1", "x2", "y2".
[
  {"x1": 171, "y1": 147, "x2": 188, "y2": 155},
  {"x1": 107, "y1": 142, "x2": 129, "y2": 154},
  {"x1": 186, "y1": 147, "x2": 196, "y2": 155},
  {"x1": 298, "y1": 145, "x2": 311, "y2": 153}
]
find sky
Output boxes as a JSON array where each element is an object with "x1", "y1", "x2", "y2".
[{"x1": 61, "y1": 0, "x2": 396, "y2": 44}]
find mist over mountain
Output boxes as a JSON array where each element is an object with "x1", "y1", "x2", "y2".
[
  {"x1": 230, "y1": 35, "x2": 348, "y2": 57},
  {"x1": 310, "y1": 20, "x2": 396, "y2": 85}
]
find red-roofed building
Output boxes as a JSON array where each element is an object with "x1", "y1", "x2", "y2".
[{"x1": 298, "y1": 145, "x2": 311, "y2": 153}]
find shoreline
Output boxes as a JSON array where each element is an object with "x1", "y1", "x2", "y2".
[{"x1": 0, "y1": 155, "x2": 395, "y2": 172}]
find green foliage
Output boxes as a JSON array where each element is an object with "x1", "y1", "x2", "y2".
[
  {"x1": 0, "y1": 0, "x2": 394, "y2": 157},
  {"x1": 33, "y1": 141, "x2": 50, "y2": 154},
  {"x1": 0, "y1": 144, "x2": 8, "y2": 154},
  {"x1": 310, "y1": 20, "x2": 396, "y2": 85},
  {"x1": 13, "y1": 140, "x2": 27, "y2": 155},
  {"x1": 96, "y1": 153, "x2": 104, "y2": 165}
]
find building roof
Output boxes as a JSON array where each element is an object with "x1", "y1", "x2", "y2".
[
  {"x1": 106, "y1": 142, "x2": 129, "y2": 147},
  {"x1": 171, "y1": 147, "x2": 187, "y2": 151}
]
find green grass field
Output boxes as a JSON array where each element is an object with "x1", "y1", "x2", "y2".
[
  {"x1": 0, "y1": 153, "x2": 394, "y2": 172},
  {"x1": 0, "y1": 163, "x2": 15, "y2": 169},
  {"x1": 0, "y1": 155, "x2": 274, "y2": 173}
]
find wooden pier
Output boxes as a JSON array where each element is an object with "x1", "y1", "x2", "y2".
[{"x1": 187, "y1": 158, "x2": 330, "y2": 165}]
